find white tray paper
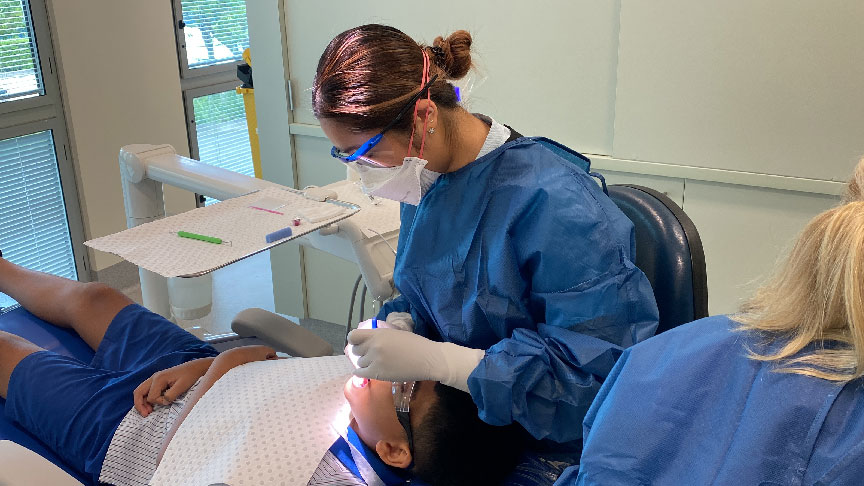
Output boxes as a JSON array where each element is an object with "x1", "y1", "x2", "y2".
[{"x1": 86, "y1": 187, "x2": 358, "y2": 277}]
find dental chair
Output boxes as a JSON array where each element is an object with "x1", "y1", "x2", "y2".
[
  {"x1": 606, "y1": 184, "x2": 708, "y2": 333},
  {"x1": 0, "y1": 140, "x2": 704, "y2": 485},
  {"x1": 228, "y1": 184, "x2": 710, "y2": 486},
  {"x1": 0, "y1": 303, "x2": 341, "y2": 486},
  {"x1": 0, "y1": 143, "x2": 397, "y2": 485},
  {"x1": 0, "y1": 305, "x2": 93, "y2": 485}
]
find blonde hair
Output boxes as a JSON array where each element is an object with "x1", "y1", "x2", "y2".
[
  {"x1": 843, "y1": 156, "x2": 864, "y2": 204},
  {"x1": 735, "y1": 157, "x2": 864, "y2": 381}
]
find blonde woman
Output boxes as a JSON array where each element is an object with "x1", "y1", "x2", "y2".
[{"x1": 558, "y1": 160, "x2": 864, "y2": 486}]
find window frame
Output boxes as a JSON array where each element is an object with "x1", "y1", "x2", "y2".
[
  {"x1": 182, "y1": 79, "x2": 251, "y2": 164},
  {"x1": 0, "y1": 0, "x2": 62, "y2": 117},
  {"x1": 171, "y1": 0, "x2": 252, "y2": 207},
  {"x1": 0, "y1": 117, "x2": 88, "y2": 280},
  {"x1": 171, "y1": 0, "x2": 246, "y2": 81},
  {"x1": 0, "y1": 0, "x2": 89, "y2": 280}
]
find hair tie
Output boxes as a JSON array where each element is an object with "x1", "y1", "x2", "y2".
[{"x1": 429, "y1": 46, "x2": 446, "y2": 65}]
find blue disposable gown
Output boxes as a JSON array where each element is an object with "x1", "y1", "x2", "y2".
[
  {"x1": 377, "y1": 137, "x2": 659, "y2": 444},
  {"x1": 559, "y1": 314, "x2": 864, "y2": 485}
]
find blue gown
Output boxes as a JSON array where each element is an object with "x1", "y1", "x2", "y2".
[
  {"x1": 559, "y1": 314, "x2": 864, "y2": 485},
  {"x1": 377, "y1": 136, "x2": 659, "y2": 444}
]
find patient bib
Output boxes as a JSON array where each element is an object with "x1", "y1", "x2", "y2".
[{"x1": 150, "y1": 355, "x2": 354, "y2": 485}]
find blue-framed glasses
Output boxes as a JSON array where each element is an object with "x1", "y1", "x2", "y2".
[
  {"x1": 329, "y1": 133, "x2": 387, "y2": 167},
  {"x1": 330, "y1": 74, "x2": 439, "y2": 166}
]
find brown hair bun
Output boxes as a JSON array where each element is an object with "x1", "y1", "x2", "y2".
[
  {"x1": 314, "y1": 25, "x2": 468, "y2": 132},
  {"x1": 430, "y1": 30, "x2": 473, "y2": 80}
]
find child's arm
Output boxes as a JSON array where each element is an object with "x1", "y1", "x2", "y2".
[
  {"x1": 155, "y1": 345, "x2": 278, "y2": 465},
  {"x1": 133, "y1": 357, "x2": 216, "y2": 417}
]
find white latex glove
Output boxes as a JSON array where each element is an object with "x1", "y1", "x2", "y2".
[
  {"x1": 354, "y1": 313, "x2": 413, "y2": 332},
  {"x1": 383, "y1": 312, "x2": 414, "y2": 332},
  {"x1": 345, "y1": 315, "x2": 413, "y2": 365},
  {"x1": 347, "y1": 328, "x2": 485, "y2": 393},
  {"x1": 356, "y1": 318, "x2": 377, "y2": 330},
  {"x1": 344, "y1": 319, "x2": 376, "y2": 367}
]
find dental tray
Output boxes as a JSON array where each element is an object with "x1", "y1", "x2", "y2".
[{"x1": 86, "y1": 187, "x2": 358, "y2": 278}]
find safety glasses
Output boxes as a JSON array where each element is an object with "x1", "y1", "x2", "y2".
[
  {"x1": 392, "y1": 381, "x2": 416, "y2": 413},
  {"x1": 330, "y1": 74, "x2": 439, "y2": 167},
  {"x1": 396, "y1": 410, "x2": 414, "y2": 456},
  {"x1": 393, "y1": 381, "x2": 417, "y2": 456}
]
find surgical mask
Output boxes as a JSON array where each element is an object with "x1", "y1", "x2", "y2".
[
  {"x1": 349, "y1": 157, "x2": 441, "y2": 205},
  {"x1": 347, "y1": 48, "x2": 442, "y2": 205}
]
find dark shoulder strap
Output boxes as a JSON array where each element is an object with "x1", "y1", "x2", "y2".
[{"x1": 504, "y1": 124, "x2": 523, "y2": 142}]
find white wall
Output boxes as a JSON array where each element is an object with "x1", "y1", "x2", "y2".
[
  {"x1": 283, "y1": 0, "x2": 622, "y2": 154},
  {"x1": 683, "y1": 182, "x2": 838, "y2": 314},
  {"x1": 604, "y1": 0, "x2": 858, "y2": 313},
  {"x1": 47, "y1": 0, "x2": 196, "y2": 273},
  {"x1": 247, "y1": 1, "x2": 858, "y2": 321},
  {"x1": 245, "y1": 0, "x2": 305, "y2": 318},
  {"x1": 613, "y1": 0, "x2": 864, "y2": 181}
]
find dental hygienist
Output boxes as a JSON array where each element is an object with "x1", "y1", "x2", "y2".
[{"x1": 313, "y1": 24, "x2": 659, "y2": 446}]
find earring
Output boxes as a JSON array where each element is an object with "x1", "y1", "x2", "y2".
[{"x1": 428, "y1": 127, "x2": 435, "y2": 135}]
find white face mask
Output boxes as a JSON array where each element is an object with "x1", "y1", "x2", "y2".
[{"x1": 349, "y1": 157, "x2": 441, "y2": 205}]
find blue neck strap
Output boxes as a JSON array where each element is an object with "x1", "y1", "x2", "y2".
[{"x1": 329, "y1": 426, "x2": 414, "y2": 485}]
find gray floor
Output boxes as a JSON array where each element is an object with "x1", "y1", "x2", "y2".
[
  {"x1": 121, "y1": 251, "x2": 347, "y2": 354},
  {"x1": 121, "y1": 251, "x2": 276, "y2": 336}
]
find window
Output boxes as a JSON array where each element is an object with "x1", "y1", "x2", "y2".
[
  {"x1": 173, "y1": 0, "x2": 255, "y2": 204},
  {"x1": 177, "y1": 0, "x2": 248, "y2": 72},
  {"x1": 191, "y1": 88, "x2": 255, "y2": 178},
  {"x1": 0, "y1": 0, "x2": 44, "y2": 102},
  {"x1": 0, "y1": 0, "x2": 59, "y2": 116},
  {"x1": 0, "y1": 0, "x2": 45, "y2": 102},
  {"x1": 0, "y1": 130, "x2": 76, "y2": 308},
  {"x1": 0, "y1": 0, "x2": 85, "y2": 308}
]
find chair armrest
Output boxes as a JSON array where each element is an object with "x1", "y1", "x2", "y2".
[{"x1": 231, "y1": 308, "x2": 334, "y2": 358}]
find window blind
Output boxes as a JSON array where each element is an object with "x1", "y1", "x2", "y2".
[
  {"x1": 193, "y1": 89, "x2": 254, "y2": 204},
  {"x1": 0, "y1": 0, "x2": 44, "y2": 103},
  {"x1": 180, "y1": 0, "x2": 248, "y2": 69},
  {"x1": 0, "y1": 130, "x2": 76, "y2": 307}
]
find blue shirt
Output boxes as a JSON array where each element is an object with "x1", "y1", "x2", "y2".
[
  {"x1": 379, "y1": 137, "x2": 659, "y2": 443},
  {"x1": 321, "y1": 426, "x2": 416, "y2": 486},
  {"x1": 563, "y1": 315, "x2": 864, "y2": 485}
]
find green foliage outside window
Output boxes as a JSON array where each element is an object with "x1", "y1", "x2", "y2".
[
  {"x1": 0, "y1": 38, "x2": 35, "y2": 73},
  {"x1": 0, "y1": 0, "x2": 38, "y2": 73},
  {"x1": 193, "y1": 90, "x2": 245, "y2": 126}
]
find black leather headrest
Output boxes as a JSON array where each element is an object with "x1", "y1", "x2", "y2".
[{"x1": 607, "y1": 185, "x2": 708, "y2": 334}]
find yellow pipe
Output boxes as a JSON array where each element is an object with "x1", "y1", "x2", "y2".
[
  {"x1": 236, "y1": 86, "x2": 262, "y2": 179},
  {"x1": 238, "y1": 48, "x2": 261, "y2": 178}
]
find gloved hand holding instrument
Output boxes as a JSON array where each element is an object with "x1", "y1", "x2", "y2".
[{"x1": 346, "y1": 327, "x2": 485, "y2": 393}]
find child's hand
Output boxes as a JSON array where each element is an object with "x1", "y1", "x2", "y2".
[{"x1": 133, "y1": 357, "x2": 213, "y2": 417}]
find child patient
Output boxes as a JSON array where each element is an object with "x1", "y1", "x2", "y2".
[{"x1": 0, "y1": 257, "x2": 523, "y2": 486}]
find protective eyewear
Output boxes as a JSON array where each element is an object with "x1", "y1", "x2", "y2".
[
  {"x1": 396, "y1": 409, "x2": 414, "y2": 457},
  {"x1": 330, "y1": 74, "x2": 439, "y2": 167},
  {"x1": 393, "y1": 381, "x2": 416, "y2": 457},
  {"x1": 392, "y1": 381, "x2": 416, "y2": 413}
]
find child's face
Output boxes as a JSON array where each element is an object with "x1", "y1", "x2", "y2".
[{"x1": 343, "y1": 378, "x2": 436, "y2": 455}]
